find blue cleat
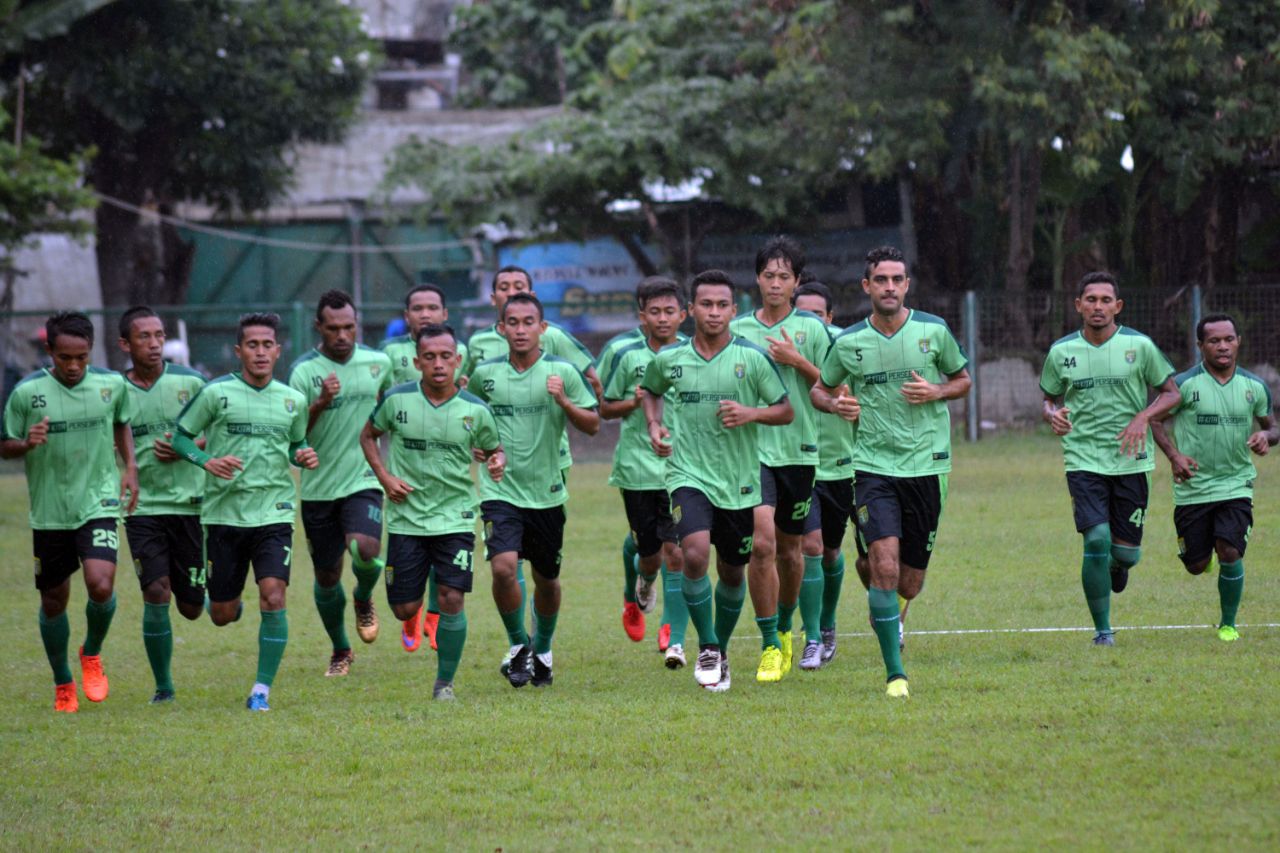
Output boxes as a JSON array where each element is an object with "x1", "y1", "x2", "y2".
[{"x1": 245, "y1": 691, "x2": 271, "y2": 711}]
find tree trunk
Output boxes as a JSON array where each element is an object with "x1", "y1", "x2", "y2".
[
  {"x1": 94, "y1": 195, "x2": 141, "y2": 368},
  {"x1": 1003, "y1": 141, "x2": 1043, "y2": 349}
]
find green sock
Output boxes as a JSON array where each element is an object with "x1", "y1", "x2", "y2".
[
  {"x1": 427, "y1": 572, "x2": 440, "y2": 615},
  {"x1": 83, "y1": 593, "x2": 117, "y2": 656},
  {"x1": 799, "y1": 554, "x2": 824, "y2": 640},
  {"x1": 755, "y1": 613, "x2": 779, "y2": 650},
  {"x1": 500, "y1": 603, "x2": 529, "y2": 647},
  {"x1": 313, "y1": 581, "x2": 350, "y2": 652},
  {"x1": 533, "y1": 606, "x2": 558, "y2": 655},
  {"x1": 256, "y1": 609, "x2": 289, "y2": 687},
  {"x1": 621, "y1": 534, "x2": 639, "y2": 604},
  {"x1": 681, "y1": 574, "x2": 717, "y2": 647},
  {"x1": 661, "y1": 566, "x2": 689, "y2": 645},
  {"x1": 820, "y1": 553, "x2": 845, "y2": 631},
  {"x1": 713, "y1": 579, "x2": 745, "y2": 654},
  {"x1": 348, "y1": 540, "x2": 384, "y2": 603},
  {"x1": 777, "y1": 600, "x2": 796, "y2": 634},
  {"x1": 1218, "y1": 559, "x2": 1244, "y2": 627},
  {"x1": 516, "y1": 561, "x2": 527, "y2": 628},
  {"x1": 38, "y1": 609, "x2": 73, "y2": 685},
  {"x1": 1082, "y1": 527, "x2": 1112, "y2": 633},
  {"x1": 868, "y1": 587, "x2": 905, "y2": 681},
  {"x1": 435, "y1": 610, "x2": 467, "y2": 683},
  {"x1": 142, "y1": 602, "x2": 174, "y2": 693}
]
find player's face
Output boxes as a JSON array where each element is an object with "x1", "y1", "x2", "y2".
[
  {"x1": 122, "y1": 316, "x2": 166, "y2": 372},
  {"x1": 1199, "y1": 320, "x2": 1239, "y2": 371},
  {"x1": 863, "y1": 261, "x2": 909, "y2": 316},
  {"x1": 793, "y1": 294, "x2": 831, "y2": 324},
  {"x1": 689, "y1": 285, "x2": 736, "y2": 337},
  {"x1": 317, "y1": 303, "x2": 357, "y2": 361},
  {"x1": 490, "y1": 271, "x2": 533, "y2": 313},
  {"x1": 48, "y1": 334, "x2": 91, "y2": 386},
  {"x1": 405, "y1": 290, "x2": 446, "y2": 333},
  {"x1": 501, "y1": 302, "x2": 546, "y2": 356},
  {"x1": 235, "y1": 325, "x2": 280, "y2": 383},
  {"x1": 757, "y1": 258, "x2": 798, "y2": 310},
  {"x1": 641, "y1": 295, "x2": 686, "y2": 344},
  {"x1": 414, "y1": 334, "x2": 459, "y2": 392},
  {"x1": 1075, "y1": 283, "x2": 1122, "y2": 330}
]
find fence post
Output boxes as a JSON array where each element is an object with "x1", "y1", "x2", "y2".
[
  {"x1": 964, "y1": 290, "x2": 979, "y2": 442},
  {"x1": 1188, "y1": 284, "x2": 1202, "y2": 364},
  {"x1": 290, "y1": 301, "x2": 308, "y2": 363}
]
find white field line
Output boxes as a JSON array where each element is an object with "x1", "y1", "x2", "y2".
[{"x1": 735, "y1": 623, "x2": 1280, "y2": 640}]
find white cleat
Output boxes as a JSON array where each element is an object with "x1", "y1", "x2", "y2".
[
  {"x1": 706, "y1": 658, "x2": 731, "y2": 693},
  {"x1": 694, "y1": 646, "x2": 722, "y2": 687},
  {"x1": 634, "y1": 573, "x2": 658, "y2": 614},
  {"x1": 664, "y1": 643, "x2": 686, "y2": 669}
]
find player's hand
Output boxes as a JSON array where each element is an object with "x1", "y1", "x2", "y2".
[
  {"x1": 1170, "y1": 453, "x2": 1199, "y2": 483},
  {"x1": 1049, "y1": 406, "x2": 1073, "y2": 436},
  {"x1": 472, "y1": 446, "x2": 487, "y2": 463},
  {"x1": 205, "y1": 455, "x2": 243, "y2": 480},
  {"x1": 648, "y1": 420, "x2": 672, "y2": 457},
  {"x1": 765, "y1": 328, "x2": 802, "y2": 368},
  {"x1": 317, "y1": 372, "x2": 341, "y2": 406},
  {"x1": 833, "y1": 385, "x2": 860, "y2": 422},
  {"x1": 1247, "y1": 431, "x2": 1271, "y2": 457},
  {"x1": 546, "y1": 374, "x2": 567, "y2": 405},
  {"x1": 485, "y1": 449, "x2": 506, "y2": 482},
  {"x1": 294, "y1": 447, "x2": 319, "y2": 469},
  {"x1": 381, "y1": 474, "x2": 413, "y2": 503},
  {"x1": 631, "y1": 383, "x2": 646, "y2": 412},
  {"x1": 718, "y1": 399, "x2": 755, "y2": 428},
  {"x1": 457, "y1": 375, "x2": 469, "y2": 389},
  {"x1": 120, "y1": 467, "x2": 140, "y2": 514},
  {"x1": 153, "y1": 431, "x2": 180, "y2": 462},
  {"x1": 26, "y1": 416, "x2": 50, "y2": 448},
  {"x1": 901, "y1": 371, "x2": 941, "y2": 404},
  {"x1": 1117, "y1": 414, "x2": 1149, "y2": 457}
]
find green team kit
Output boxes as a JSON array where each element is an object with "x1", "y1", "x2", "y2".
[
  {"x1": 1169, "y1": 365, "x2": 1272, "y2": 507},
  {"x1": 381, "y1": 333, "x2": 468, "y2": 386},
  {"x1": 125, "y1": 364, "x2": 208, "y2": 517}
]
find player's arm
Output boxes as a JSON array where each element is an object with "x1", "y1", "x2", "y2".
[
  {"x1": 640, "y1": 388, "x2": 671, "y2": 456},
  {"x1": 720, "y1": 396, "x2": 793, "y2": 428},
  {"x1": 1149, "y1": 415, "x2": 1198, "y2": 483},
  {"x1": 1247, "y1": 413, "x2": 1279, "y2": 456},
  {"x1": 599, "y1": 351, "x2": 642, "y2": 420},
  {"x1": 305, "y1": 372, "x2": 340, "y2": 433},
  {"x1": 0, "y1": 412, "x2": 48, "y2": 458},
  {"x1": 1117, "y1": 376, "x2": 1180, "y2": 457},
  {"x1": 1042, "y1": 393, "x2": 1072, "y2": 436},
  {"x1": 113, "y1": 420, "x2": 140, "y2": 514},
  {"x1": 901, "y1": 368, "x2": 971, "y2": 404},
  {"x1": 359, "y1": 419, "x2": 412, "y2": 503},
  {"x1": 547, "y1": 373, "x2": 600, "y2": 436},
  {"x1": 764, "y1": 328, "x2": 822, "y2": 386}
]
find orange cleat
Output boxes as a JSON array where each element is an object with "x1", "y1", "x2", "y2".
[
  {"x1": 657, "y1": 622, "x2": 671, "y2": 652},
  {"x1": 422, "y1": 610, "x2": 440, "y2": 651},
  {"x1": 79, "y1": 646, "x2": 108, "y2": 702},
  {"x1": 54, "y1": 681, "x2": 78, "y2": 713},
  {"x1": 622, "y1": 601, "x2": 645, "y2": 642},
  {"x1": 401, "y1": 609, "x2": 423, "y2": 653}
]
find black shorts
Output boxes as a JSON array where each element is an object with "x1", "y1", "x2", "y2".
[
  {"x1": 854, "y1": 472, "x2": 947, "y2": 570},
  {"x1": 620, "y1": 489, "x2": 677, "y2": 558},
  {"x1": 1174, "y1": 499, "x2": 1252, "y2": 565},
  {"x1": 32, "y1": 518, "x2": 118, "y2": 592},
  {"x1": 760, "y1": 464, "x2": 817, "y2": 536},
  {"x1": 481, "y1": 501, "x2": 565, "y2": 580},
  {"x1": 385, "y1": 532, "x2": 476, "y2": 603},
  {"x1": 670, "y1": 487, "x2": 755, "y2": 567},
  {"x1": 124, "y1": 514, "x2": 206, "y2": 606},
  {"x1": 301, "y1": 489, "x2": 384, "y2": 571},
  {"x1": 1065, "y1": 471, "x2": 1150, "y2": 544},
  {"x1": 810, "y1": 478, "x2": 863, "y2": 554},
  {"x1": 204, "y1": 523, "x2": 294, "y2": 603}
]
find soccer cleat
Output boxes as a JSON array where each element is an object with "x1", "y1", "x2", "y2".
[
  {"x1": 778, "y1": 630, "x2": 793, "y2": 677},
  {"x1": 1110, "y1": 565, "x2": 1129, "y2": 594},
  {"x1": 886, "y1": 677, "x2": 909, "y2": 698},
  {"x1": 532, "y1": 652, "x2": 553, "y2": 687},
  {"x1": 499, "y1": 645, "x2": 517, "y2": 676},
  {"x1": 820, "y1": 627, "x2": 837, "y2": 663},
  {"x1": 432, "y1": 682, "x2": 456, "y2": 701},
  {"x1": 325, "y1": 648, "x2": 354, "y2": 677},
  {"x1": 695, "y1": 645, "x2": 722, "y2": 687},
  {"x1": 79, "y1": 647, "x2": 109, "y2": 703},
  {"x1": 664, "y1": 643, "x2": 686, "y2": 669},
  {"x1": 657, "y1": 622, "x2": 671, "y2": 652},
  {"x1": 401, "y1": 609, "x2": 423, "y2": 653},
  {"x1": 149, "y1": 689, "x2": 175, "y2": 704},
  {"x1": 756, "y1": 645, "x2": 784, "y2": 683},
  {"x1": 635, "y1": 572, "x2": 657, "y2": 614},
  {"x1": 423, "y1": 610, "x2": 440, "y2": 651},
  {"x1": 622, "y1": 601, "x2": 645, "y2": 642},
  {"x1": 54, "y1": 682, "x2": 78, "y2": 713},
  {"x1": 706, "y1": 658, "x2": 732, "y2": 693},
  {"x1": 1092, "y1": 631, "x2": 1116, "y2": 647},
  {"x1": 506, "y1": 644, "x2": 533, "y2": 688},
  {"x1": 799, "y1": 640, "x2": 824, "y2": 671},
  {"x1": 245, "y1": 691, "x2": 271, "y2": 711},
  {"x1": 1217, "y1": 625, "x2": 1240, "y2": 643},
  {"x1": 353, "y1": 597, "x2": 379, "y2": 643}
]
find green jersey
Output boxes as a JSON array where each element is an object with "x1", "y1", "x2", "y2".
[
  {"x1": 1040, "y1": 326, "x2": 1174, "y2": 475},
  {"x1": 468, "y1": 352, "x2": 598, "y2": 509},
  {"x1": 124, "y1": 364, "x2": 208, "y2": 516},
  {"x1": 820, "y1": 310, "x2": 968, "y2": 478},
  {"x1": 379, "y1": 333, "x2": 468, "y2": 386},
  {"x1": 2, "y1": 367, "x2": 135, "y2": 530},
  {"x1": 287, "y1": 345, "x2": 392, "y2": 500},
  {"x1": 175, "y1": 373, "x2": 309, "y2": 527},
  {"x1": 595, "y1": 327, "x2": 645, "y2": 381},
  {"x1": 1169, "y1": 364, "x2": 1272, "y2": 506},
  {"x1": 729, "y1": 308, "x2": 832, "y2": 467},
  {"x1": 641, "y1": 337, "x2": 788, "y2": 510},
  {"x1": 369, "y1": 385, "x2": 500, "y2": 535},
  {"x1": 815, "y1": 323, "x2": 857, "y2": 482},
  {"x1": 602, "y1": 332, "x2": 688, "y2": 491}
]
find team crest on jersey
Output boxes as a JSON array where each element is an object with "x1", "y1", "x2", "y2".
[
  {"x1": 734, "y1": 363, "x2": 746, "y2": 379},
  {"x1": 177, "y1": 389, "x2": 190, "y2": 405},
  {"x1": 1246, "y1": 390, "x2": 1256, "y2": 404},
  {"x1": 462, "y1": 416, "x2": 474, "y2": 432},
  {"x1": 1124, "y1": 349, "x2": 1136, "y2": 364},
  {"x1": 918, "y1": 339, "x2": 930, "y2": 354},
  {"x1": 370, "y1": 364, "x2": 382, "y2": 378},
  {"x1": 793, "y1": 331, "x2": 807, "y2": 345},
  {"x1": 285, "y1": 398, "x2": 296, "y2": 413},
  {"x1": 100, "y1": 388, "x2": 112, "y2": 403}
]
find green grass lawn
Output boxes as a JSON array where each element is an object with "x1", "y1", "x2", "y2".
[{"x1": 2, "y1": 431, "x2": 1277, "y2": 849}]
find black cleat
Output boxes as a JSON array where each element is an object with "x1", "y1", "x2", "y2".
[
  {"x1": 506, "y1": 644, "x2": 532, "y2": 688},
  {"x1": 149, "y1": 689, "x2": 175, "y2": 704},
  {"x1": 531, "y1": 654, "x2": 553, "y2": 687},
  {"x1": 1110, "y1": 564, "x2": 1129, "y2": 594}
]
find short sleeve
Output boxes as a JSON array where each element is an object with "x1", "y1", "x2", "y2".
[
  {"x1": 548, "y1": 326, "x2": 595, "y2": 373},
  {"x1": 369, "y1": 396, "x2": 393, "y2": 432},
  {"x1": 800, "y1": 320, "x2": 833, "y2": 366},
  {"x1": 1253, "y1": 380, "x2": 1272, "y2": 418},
  {"x1": 113, "y1": 376, "x2": 137, "y2": 423},
  {"x1": 472, "y1": 405, "x2": 501, "y2": 451},
  {"x1": 468, "y1": 367, "x2": 491, "y2": 402},
  {"x1": 563, "y1": 366, "x2": 597, "y2": 409},
  {"x1": 1, "y1": 388, "x2": 27, "y2": 440},
  {"x1": 602, "y1": 351, "x2": 634, "y2": 401},
  {"x1": 819, "y1": 342, "x2": 853, "y2": 390},
  {"x1": 641, "y1": 355, "x2": 670, "y2": 397},
  {"x1": 1141, "y1": 339, "x2": 1175, "y2": 388},
  {"x1": 176, "y1": 386, "x2": 215, "y2": 437},
  {"x1": 378, "y1": 355, "x2": 394, "y2": 396},
  {"x1": 287, "y1": 363, "x2": 312, "y2": 400},
  {"x1": 753, "y1": 352, "x2": 788, "y2": 405},
  {"x1": 289, "y1": 394, "x2": 308, "y2": 443},
  {"x1": 1039, "y1": 351, "x2": 1065, "y2": 396},
  {"x1": 936, "y1": 325, "x2": 968, "y2": 375}
]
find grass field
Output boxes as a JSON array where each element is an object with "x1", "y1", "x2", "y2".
[{"x1": 1, "y1": 431, "x2": 1278, "y2": 850}]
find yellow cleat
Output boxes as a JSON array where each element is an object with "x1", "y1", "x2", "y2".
[
  {"x1": 756, "y1": 645, "x2": 784, "y2": 683},
  {"x1": 1217, "y1": 625, "x2": 1240, "y2": 642},
  {"x1": 886, "y1": 677, "x2": 910, "y2": 698},
  {"x1": 778, "y1": 631, "x2": 793, "y2": 677}
]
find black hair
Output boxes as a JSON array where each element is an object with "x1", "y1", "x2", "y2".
[
  {"x1": 1196, "y1": 312, "x2": 1238, "y2": 343},
  {"x1": 864, "y1": 245, "x2": 907, "y2": 281},
  {"x1": 793, "y1": 281, "x2": 834, "y2": 315},
  {"x1": 501, "y1": 291, "x2": 544, "y2": 321},
  {"x1": 755, "y1": 235, "x2": 806, "y2": 278},
  {"x1": 118, "y1": 305, "x2": 159, "y2": 340},
  {"x1": 47, "y1": 311, "x2": 95, "y2": 348},
  {"x1": 238, "y1": 312, "x2": 281, "y2": 343},
  {"x1": 492, "y1": 265, "x2": 533, "y2": 291},
  {"x1": 689, "y1": 269, "x2": 736, "y2": 302},
  {"x1": 406, "y1": 283, "x2": 446, "y2": 309},
  {"x1": 1077, "y1": 271, "x2": 1120, "y2": 299},
  {"x1": 315, "y1": 289, "x2": 355, "y2": 323},
  {"x1": 636, "y1": 276, "x2": 684, "y2": 308},
  {"x1": 415, "y1": 322, "x2": 457, "y2": 347}
]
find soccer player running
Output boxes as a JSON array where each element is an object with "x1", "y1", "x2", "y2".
[
  {"x1": 288, "y1": 291, "x2": 392, "y2": 677},
  {"x1": 599, "y1": 277, "x2": 690, "y2": 666},
  {"x1": 172, "y1": 313, "x2": 317, "y2": 711},
  {"x1": 812, "y1": 246, "x2": 970, "y2": 698},
  {"x1": 792, "y1": 281, "x2": 860, "y2": 668},
  {"x1": 118, "y1": 306, "x2": 208, "y2": 703},
  {"x1": 642, "y1": 270, "x2": 793, "y2": 692},
  {"x1": 1149, "y1": 313, "x2": 1277, "y2": 642},
  {"x1": 360, "y1": 323, "x2": 506, "y2": 699},
  {"x1": 1040, "y1": 271, "x2": 1179, "y2": 648},
  {"x1": 469, "y1": 293, "x2": 600, "y2": 687},
  {"x1": 730, "y1": 237, "x2": 832, "y2": 683},
  {"x1": 2, "y1": 312, "x2": 138, "y2": 712}
]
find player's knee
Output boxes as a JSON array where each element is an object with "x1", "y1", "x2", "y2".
[
  {"x1": 314, "y1": 566, "x2": 342, "y2": 588},
  {"x1": 85, "y1": 577, "x2": 114, "y2": 603},
  {"x1": 1110, "y1": 544, "x2": 1140, "y2": 570},
  {"x1": 349, "y1": 535, "x2": 380, "y2": 563},
  {"x1": 1082, "y1": 524, "x2": 1111, "y2": 556},
  {"x1": 801, "y1": 530, "x2": 823, "y2": 558},
  {"x1": 436, "y1": 586, "x2": 464, "y2": 614},
  {"x1": 1184, "y1": 558, "x2": 1210, "y2": 576},
  {"x1": 209, "y1": 603, "x2": 238, "y2": 626},
  {"x1": 142, "y1": 577, "x2": 172, "y2": 605},
  {"x1": 1214, "y1": 542, "x2": 1241, "y2": 564},
  {"x1": 390, "y1": 601, "x2": 419, "y2": 621},
  {"x1": 175, "y1": 600, "x2": 203, "y2": 621}
]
